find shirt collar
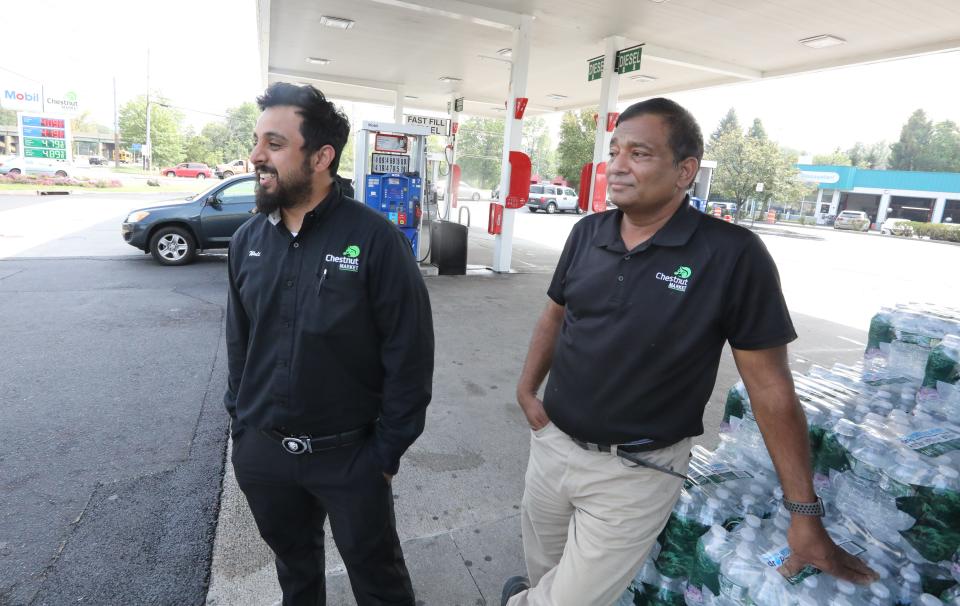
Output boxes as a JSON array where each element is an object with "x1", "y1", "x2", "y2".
[
  {"x1": 593, "y1": 196, "x2": 701, "y2": 252},
  {"x1": 266, "y1": 181, "x2": 342, "y2": 229}
]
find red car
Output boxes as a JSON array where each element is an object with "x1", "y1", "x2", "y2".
[{"x1": 161, "y1": 162, "x2": 213, "y2": 179}]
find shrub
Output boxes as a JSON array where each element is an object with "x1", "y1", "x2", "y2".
[{"x1": 905, "y1": 221, "x2": 960, "y2": 243}]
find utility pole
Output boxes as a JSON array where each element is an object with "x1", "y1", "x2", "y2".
[
  {"x1": 113, "y1": 76, "x2": 119, "y2": 169},
  {"x1": 144, "y1": 49, "x2": 151, "y2": 171}
]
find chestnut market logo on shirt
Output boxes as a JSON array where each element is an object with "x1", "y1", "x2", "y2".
[
  {"x1": 325, "y1": 245, "x2": 361, "y2": 272},
  {"x1": 655, "y1": 265, "x2": 692, "y2": 292}
]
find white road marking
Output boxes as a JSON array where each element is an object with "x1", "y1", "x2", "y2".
[{"x1": 837, "y1": 336, "x2": 865, "y2": 347}]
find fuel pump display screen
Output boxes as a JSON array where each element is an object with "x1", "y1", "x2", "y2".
[{"x1": 371, "y1": 153, "x2": 410, "y2": 174}]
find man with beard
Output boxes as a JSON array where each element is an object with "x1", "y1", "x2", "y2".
[
  {"x1": 224, "y1": 82, "x2": 434, "y2": 606},
  {"x1": 500, "y1": 98, "x2": 876, "y2": 605}
]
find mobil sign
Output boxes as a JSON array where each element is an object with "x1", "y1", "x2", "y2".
[{"x1": 1, "y1": 80, "x2": 43, "y2": 112}]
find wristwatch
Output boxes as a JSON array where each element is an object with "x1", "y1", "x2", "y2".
[{"x1": 781, "y1": 496, "x2": 825, "y2": 517}]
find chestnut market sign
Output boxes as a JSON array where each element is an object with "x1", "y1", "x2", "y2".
[{"x1": 0, "y1": 76, "x2": 81, "y2": 116}]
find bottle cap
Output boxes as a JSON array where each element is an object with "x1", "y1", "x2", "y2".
[
  {"x1": 739, "y1": 527, "x2": 757, "y2": 542},
  {"x1": 870, "y1": 583, "x2": 890, "y2": 599},
  {"x1": 715, "y1": 487, "x2": 732, "y2": 500},
  {"x1": 836, "y1": 579, "x2": 855, "y2": 595},
  {"x1": 744, "y1": 514, "x2": 761, "y2": 528},
  {"x1": 902, "y1": 567, "x2": 921, "y2": 583},
  {"x1": 918, "y1": 594, "x2": 944, "y2": 606}
]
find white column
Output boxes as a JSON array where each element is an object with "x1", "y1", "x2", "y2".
[
  {"x1": 492, "y1": 14, "x2": 533, "y2": 273},
  {"x1": 932, "y1": 196, "x2": 947, "y2": 223},
  {"x1": 587, "y1": 36, "x2": 624, "y2": 215},
  {"x1": 830, "y1": 190, "x2": 841, "y2": 215},
  {"x1": 393, "y1": 86, "x2": 404, "y2": 124},
  {"x1": 445, "y1": 91, "x2": 461, "y2": 221},
  {"x1": 877, "y1": 193, "x2": 891, "y2": 223}
]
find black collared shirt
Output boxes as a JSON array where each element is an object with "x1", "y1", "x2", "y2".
[
  {"x1": 544, "y1": 200, "x2": 796, "y2": 444},
  {"x1": 224, "y1": 185, "x2": 434, "y2": 475}
]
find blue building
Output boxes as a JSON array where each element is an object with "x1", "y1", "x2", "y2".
[{"x1": 798, "y1": 164, "x2": 960, "y2": 228}]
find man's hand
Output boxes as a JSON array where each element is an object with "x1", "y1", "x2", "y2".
[
  {"x1": 782, "y1": 516, "x2": 877, "y2": 584},
  {"x1": 517, "y1": 391, "x2": 550, "y2": 431}
]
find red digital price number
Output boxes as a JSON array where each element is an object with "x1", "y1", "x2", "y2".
[
  {"x1": 41, "y1": 118, "x2": 65, "y2": 128},
  {"x1": 41, "y1": 128, "x2": 65, "y2": 138}
]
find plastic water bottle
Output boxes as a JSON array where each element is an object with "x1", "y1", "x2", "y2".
[
  {"x1": 917, "y1": 595, "x2": 943, "y2": 606},
  {"x1": 749, "y1": 567, "x2": 794, "y2": 606},
  {"x1": 685, "y1": 525, "x2": 731, "y2": 605},
  {"x1": 718, "y1": 542, "x2": 765, "y2": 605},
  {"x1": 894, "y1": 566, "x2": 923, "y2": 606},
  {"x1": 836, "y1": 579, "x2": 872, "y2": 606},
  {"x1": 867, "y1": 581, "x2": 895, "y2": 606}
]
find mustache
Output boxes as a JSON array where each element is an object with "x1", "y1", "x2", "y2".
[{"x1": 255, "y1": 166, "x2": 277, "y2": 175}]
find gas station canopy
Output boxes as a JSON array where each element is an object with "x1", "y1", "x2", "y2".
[{"x1": 258, "y1": 0, "x2": 960, "y2": 116}]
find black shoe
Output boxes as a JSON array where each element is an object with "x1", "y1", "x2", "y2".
[{"x1": 500, "y1": 575, "x2": 530, "y2": 606}]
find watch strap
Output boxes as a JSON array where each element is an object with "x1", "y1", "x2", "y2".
[{"x1": 782, "y1": 496, "x2": 825, "y2": 517}]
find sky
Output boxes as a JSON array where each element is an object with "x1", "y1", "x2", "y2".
[{"x1": 3, "y1": 0, "x2": 959, "y2": 156}]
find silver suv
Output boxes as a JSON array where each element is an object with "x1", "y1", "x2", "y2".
[
  {"x1": 834, "y1": 210, "x2": 871, "y2": 231},
  {"x1": 526, "y1": 184, "x2": 582, "y2": 214}
]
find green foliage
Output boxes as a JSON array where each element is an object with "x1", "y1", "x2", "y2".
[
  {"x1": 747, "y1": 117, "x2": 767, "y2": 141},
  {"x1": 812, "y1": 147, "x2": 852, "y2": 166},
  {"x1": 0, "y1": 106, "x2": 16, "y2": 126},
  {"x1": 904, "y1": 221, "x2": 960, "y2": 242},
  {"x1": 556, "y1": 107, "x2": 597, "y2": 189},
  {"x1": 223, "y1": 102, "x2": 258, "y2": 160},
  {"x1": 70, "y1": 111, "x2": 111, "y2": 135},
  {"x1": 924, "y1": 120, "x2": 960, "y2": 172},
  {"x1": 455, "y1": 116, "x2": 504, "y2": 189},
  {"x1": 890, "y1": 109, "x2": 933, "y2": 171},
  {"x1": 523, "y1": 116, "x2": 557, "y2": 180},
  {"x1": 118, "y1": 94, "x2": 184, "y2": 167},
  {"x1": 709, "y1": 108, "x2": 740, "y2": 146},
  {"x1": 707, "y1": 127, "x2": 807, "y2": 211}
]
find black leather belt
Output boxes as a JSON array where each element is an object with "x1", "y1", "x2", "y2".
[
  {"x1": 571, "y1": 437, "x2": 675, "y2": 454},
  {"x1": 572, "y1": 437, "x2": 689, "y2": 480},
  {"x1": 263, "y1": 424, "x2": 373, "y2": 455}
]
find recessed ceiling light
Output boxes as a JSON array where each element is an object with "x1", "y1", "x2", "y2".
[
  {"x1": 319, "y1": 15, "x2": 355, "y2": 30},
  {"x1": 439, "y1": 76, "x2": 462, "y2": 82},
  {"x1": 497, "y1": 48, "x2": 512, "y2": 58},
  {"x1": 649, "y1": 0, "x2": 668, "y2": 3},
  {"x1": 546, "y1": 93, "x2": 567, "y2": 101},
  {"x1": 799, "y1": 34, "x2": 846, "y2": 49},
  {"x1": 630, "y1": 74, "x2": 657, "y2": 82},
  {"x1": 404, "y1": 95, "x2": 419, "y2": 100},
  {"x1": 306, "y1": 57, "x2": 331, "y2": 65}
]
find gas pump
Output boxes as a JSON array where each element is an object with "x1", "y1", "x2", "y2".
[{"x1": 353, "y1": 121, "x2": 432, "y2": 259}]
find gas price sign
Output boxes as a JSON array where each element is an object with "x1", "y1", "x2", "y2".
[
  {"x1": 19, "y1": 113, "x2": 70, "y2": 161},
  {"x1": 371, "y1": 153, "x2": 410, "y2": 174}
]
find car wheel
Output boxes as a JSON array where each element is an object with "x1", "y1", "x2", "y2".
[
  {"x1": 881, "y1": 229, "x2": 890, "y2": 235},
  {"x1": 149, "y1": 226, "x2": 197, "y2": 266},
  {"x1": 166, "y1": 171, "x2": 176, "y2": 177},
  {"x1": 546, "y1": 201, "x2": 557, "y2": 214},
  {"x1": 472, "y1": 192, "x2": 480, "y2": 201},
  {"x1": 223, "y1": 171, "x2": 234, "y2": 178},
  {"x1": 528, "y1": 207, "x2": 537, "y2": 213},
  {"x1": 54, "y1": 170, "x2": 67, "y2": 178},
  {"x1": 197, "y1": 173, "x2": 206, "y2": 180},
  {"x1": 8, "y1": 168, "x2": 21, "y2": 176},
  {"x1": 576, "y1": 206, "x2": 585, "y2": 215}
]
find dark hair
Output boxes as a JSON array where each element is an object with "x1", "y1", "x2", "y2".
[
  {"x1": 616, "y1": 97, "x2": 704, "y2": 166},
  {"x1": 257, "y1": 82, "x2": 351, "y2": 175}
]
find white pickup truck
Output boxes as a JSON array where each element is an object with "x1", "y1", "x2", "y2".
[{"x1": 215, "y1": 159, "x2": 253, "y2": 179}]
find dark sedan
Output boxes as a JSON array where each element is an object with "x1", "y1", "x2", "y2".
[{"x1": 121, "y1": 174, "x2": 256, "y2": 265}]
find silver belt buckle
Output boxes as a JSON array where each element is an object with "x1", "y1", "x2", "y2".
[{"x1": 281, "y1": 436, "x2": 312, "y2": 454}]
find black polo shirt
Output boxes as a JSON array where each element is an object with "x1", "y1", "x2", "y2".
[
  {"x1": 544, "y1": 200, "x2": 796, "y2": 445},
  {"x1": 224, "y1": 184, "x2": 434, "y2": 475}
]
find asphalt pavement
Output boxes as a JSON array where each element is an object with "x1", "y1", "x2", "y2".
[{"x1": 0, "y1": 200, "x2": 879, "y2": 605}]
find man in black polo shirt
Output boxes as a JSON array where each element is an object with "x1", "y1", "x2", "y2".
[
  {"x1": 225, "y1": 83, "x2": 434, "y2": 606},
  {"x1": 501, "y1": 98, "x2": 875, "y2": 605}
]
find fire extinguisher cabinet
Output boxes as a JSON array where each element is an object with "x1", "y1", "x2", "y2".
[{"x1": 429, "y1": 221, "x2": 467, "y2": 275}]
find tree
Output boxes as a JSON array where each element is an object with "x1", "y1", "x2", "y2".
[
  {"x1": 118, "y1": 94, "x2": 184, "y2": 167},
  {"x1": 812, "y1": 147, "x2": 851, "y2": 166},
  {"x1": 224, "y1": 102, "x2": 258, "y2": 160},
  {"x1": 709, "y1": 108, "x2": 741, "y2": 147},
  {"x1": 924, "y1": 120, "x2": 960, "y2": 173},
  {"x1": 864, "y1": 141, "x2": 890, "y2": 170},
  {"x1": 747, "y1": 117, "x2": 767, "y2": 141},
  {"x1": 0, "y1": 107, "x2": 16, "y2": 126},
  {"x1": 556, "y1": 107, "x2": 598, "y2": 189},
  {"x1": 523, "y1": 116, "x2": 556, "y2": 180},
  {"x1": 455, "y1": 116, "x2": 504, "y2": 189},
  {"x1": 889, "y1": 109, "x2": 933, "y2": 171}
]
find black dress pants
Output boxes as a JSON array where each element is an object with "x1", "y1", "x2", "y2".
[{"x1": 232, "y1": 429, "x2": 415, "y2": 606}]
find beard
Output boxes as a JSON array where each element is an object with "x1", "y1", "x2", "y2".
[{"x1": 254, "y1": 157, "x2": 314, "y2": 215}]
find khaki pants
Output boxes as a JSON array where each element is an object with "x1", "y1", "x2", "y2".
[{"x1": 509, "y1": 422, "x2": 691, "y2": 606}]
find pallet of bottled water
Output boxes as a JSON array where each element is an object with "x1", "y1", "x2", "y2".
[{"x1": 618, "y1": 302, "x2": 960, "y2": 606}]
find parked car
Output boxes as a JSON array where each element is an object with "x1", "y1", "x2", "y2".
[
  {"x1": 87, "y1": 155, "x2": 107, "y2": 166},
  {"x1": 216, "y1": 159, "x2": 253, "y2": 179},
  {"x1": 160, "y1": 162, "x2": 213, "y2": 179},
  {"x1": 0, "y1": 156, "x2": 71, "y2": 178},
  {"x1": 121, "y1": 174, "x2": 256, "y2": 265},
  {"x1": 527, "y1": 183, "x2": 581, "y2": 214},
  {"x1": 833, "y1": 210, "x2": 871, "y2": 231},
  {"x1": 437, "y1": 181, "x2": 485, "y2": 201},
  {"x1": 880, "y1": 217, "x2": 914, "y2": 236}
]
